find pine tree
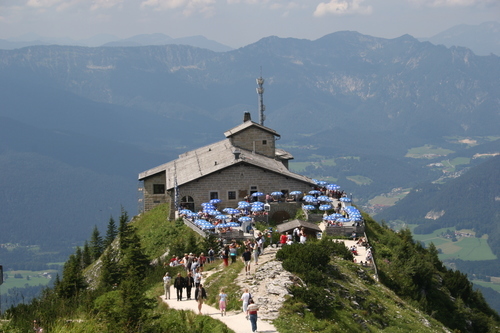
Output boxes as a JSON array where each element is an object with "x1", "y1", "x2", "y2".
[
  {"x1": 89, "y1": 225, "x2": 104, "y2": 260},
  {"x1": 98, "y1": 248, "x2": 120, "y2": 291},
  {"x1": 58, "y1": 252, "x2": 87, "y2": 298},
  {"x1": 118, "y1": 207, "x2": 132, "y2": 251},
  {"x1": 104, "y1": 216, "x2": 118, "y2": 248},
  {"x1": 118, "y1": 229, "x2": 150, "y2": 331},
  {"x1": 82, "y1": 241, "x2": 92, "y2": 267}
]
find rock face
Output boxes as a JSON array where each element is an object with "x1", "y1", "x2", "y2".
[{"x1": 237, "y1": 248, "x2": 296, "y2": 320}]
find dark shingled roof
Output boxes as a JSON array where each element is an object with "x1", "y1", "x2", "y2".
[{"x1": 276, "y1": 219, "x2": 322, "y2": 234}]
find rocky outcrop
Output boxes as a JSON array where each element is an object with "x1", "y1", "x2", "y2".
[{"x1": 236, "y1": 248, "x2": 297, "y2": 321}]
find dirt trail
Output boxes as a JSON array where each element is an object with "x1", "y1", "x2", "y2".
[{"x1": 162, "y1": 249, "x2": 279, "y2": 333}]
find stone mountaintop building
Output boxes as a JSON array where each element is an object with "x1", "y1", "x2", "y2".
[{"x1": 138, "y1": 112, "x2": 316, "y2": 221}]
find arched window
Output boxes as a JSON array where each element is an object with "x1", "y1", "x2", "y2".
[{"x1": 181, "y1": 196, "x2": 195, "y2": 211}]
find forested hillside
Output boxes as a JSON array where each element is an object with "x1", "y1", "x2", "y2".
[
  {"x1": 1, "y1": 205, "x2": 498, "y2": 332},
  {"x1": 376, "y1": 155, "x2": 500, "y2": 256}
]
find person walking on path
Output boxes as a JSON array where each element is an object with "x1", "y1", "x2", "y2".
[
  {"x1": 162, "y1": 272, "x2": 172, "y2": 299},
  {"x1": 242, "y1": 247, "x2": 252, "y2": 275},
  {"x1": 185, "y1": 271, "x2": 195, "y2": 300},
  {"x1": 194, "y1": 267, "x2": 202, "y2": 289},
  {"x1": 195, "y1": 283, "x2": 207, "y2": 314},
  {"x1": 218, "y1": 288, "x2": 228, "y2": 316},
  {"x1": 246, "y1": 298, "x2": 259, "y2": 333},
  {"x1": 252, "y1": 239, "x2": 259, "y2": 265},
  {"x1": 174, "y1": 273, "x2": 185, "y2": 301},
  {"x1": 222, "y1": 245, "x2": 229, "y2": 267},
  {"x1": 239, "y1": 288, "x2": 251, "y2": 314}
]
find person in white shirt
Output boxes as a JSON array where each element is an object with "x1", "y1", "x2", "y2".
[{"x1": 163, "y1": 272, "x2": 172, "y2": 299}]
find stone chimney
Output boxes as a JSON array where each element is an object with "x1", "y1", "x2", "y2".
[{"x1": 243, "y1": 112, "x2": 252, "y2": 122}]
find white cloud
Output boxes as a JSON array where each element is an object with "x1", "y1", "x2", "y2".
[
  {"x1": 314, "y1": 0, "x2": 372, "y2": 17},
  {"x1": 26, "y1": 0, "x2": 64, "y2": 8},
  {"x1": 90, "y1": 0, "x2": 124, "y2": 11},
  {"x1": 408, "y1": 0, "x2": 494, "y2": 7},
  {"x1": 141, "y1": 0, "x2": 215, "y2": 15}
]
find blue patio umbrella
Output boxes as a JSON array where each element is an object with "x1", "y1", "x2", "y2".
[
  {"x1": 226, "y1": 222, "x2": 240, "y2": 227},
  {"x1": 238, "y1": 201, "x2": 251, "y2": 208},
  {"x1": 337, "y1": 218, "x2": 351, "y2": 223},
  {"x1": 303, "y1": 205, "x2": 316, "y2": 210},
  {"x1": 303, "y1": 195, "x2": 318, "y2": 203},
  {"x1": 317, "y1": 195, "x2": 331, "y2": 202},
  {"x1": 215, "y1": 214, "x2": 230, "y2": 220},
  {"x1": 201, "y1": 202, "x2": 214, "y2": 207},
  {"x1": 289, "y1": 191, "x2": 302, "y2": 196},
  {"x1": 323, "y1": 215, "x2": 337, "y2": 220},
  {"x1": 319, "y1": 204, "x2": 333, "y2": 211},
  {"x1": 326, "y1": 184, "x2": 340, "y2": 191},
  {"x1": 251, "y1": 206, "x2": 264, "y2": 212},
  {"x1": 201, "y1": 224, "x2": 215, "y2": 230},
  {"x1": 225, "y1": 208, "x2": 240, "y2": 215},
  {"x1": 195, "y1": 219, "x2": 208, "y2": 225},
  {"x1": 216, "y1": 223, "x2": 229, "y2": 228},
  {"x1": 251, "y1": 192, "x2": 264, "y2": 197},
  {"x1": 271, "y1": 191, "x2": 283, "y2": 196},
  {"x1": 340, "y1": 197, "x2": 352, "y2": 202},
  {"x1": 238, "y1": 216, "x2": 253, "y2": 222},
  {"x1": 187, "y1": 211, "x2": 198, "y2": 218},
  {"x1": 210, "y1": 198, "x2": 222, "y2": 204},
  {"x1": 179, "y1": 209, "x2": 192, "y2": 215},
  {"x1": 206, "y1": 210, "x2": 221, "y2": 216},
  {"x1": 316, "y1": 180, "x2": 328, "y2": 186},
  {"x1": 252, "y1": 201, "x2": 264, "y2": 207},
  {"x1": 309, "y1": 190, "x2": 321, "y2": 195}
]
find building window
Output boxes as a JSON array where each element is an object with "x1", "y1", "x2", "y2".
[
  {"x1": 250, "y1": 186, "x2": 258, "y2": 196},
  {"x1": 210, "y1": 191, "x2": 219, "y2": 200},
  {"x1": 181, "y1": 196, "x2": 195, "y2": 211},
  {"x1": 262, "y1": 140, "x2": 267, "y2": 145},
  {"x1": 228, "y1": 191, "x2": 236, "y2": 200},
  {"x1": 153, "y1": 184, "x2": 165, "y2": 194}
]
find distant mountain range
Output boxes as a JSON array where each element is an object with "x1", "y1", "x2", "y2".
[
  {"x1": 0, "y1": 30, "x2": 498, "y2": 256},
  {"x1": 0, "y1": 33, "x2": 233, "y2": 52},
  {"x1": 419, "y1": 21, "x2": 500, "y2": 56},
  {"x1": 2, "y1": 21, "x2": 498, "y2": 56}
]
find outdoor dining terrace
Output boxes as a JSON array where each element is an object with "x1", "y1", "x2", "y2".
[{"x1": 177, "y1": 180, "x2": 365, "y2": 239}]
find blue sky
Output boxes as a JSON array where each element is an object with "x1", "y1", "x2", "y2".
[{"x1": 0, "y1": 0, "x2": 498, "y2": 48}]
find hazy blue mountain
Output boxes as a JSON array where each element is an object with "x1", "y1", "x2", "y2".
[
  {"x1": 0, "y1": 30, "x2": 498, "y2": 257},
  {"x1": 0, "y1": 32, "x2": 232, "y2": 52},
  {"x1": 420, "y1": 21, "x2": 500, "y2": 56},
  {"x1": 101, "y1": 33, "x2": 233, "y2": 52}
]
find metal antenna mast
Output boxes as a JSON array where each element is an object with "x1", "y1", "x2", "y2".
[{"x1": 256, "y1": 70, "x2": 266, "y2": 126}]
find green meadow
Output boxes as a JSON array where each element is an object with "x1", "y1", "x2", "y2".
[
  {"x1": 0, "y1": 270, "x2": 56, "y2": 295},
  {"x1": 405, "y1": 145, "x2": 454, "y2": 158},
  {"x1": 409, "y1": 225, "x2": 497, "y2": 261}
]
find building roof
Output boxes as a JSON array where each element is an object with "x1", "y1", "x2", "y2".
[
  {"x1": 276, "y1": 219, "x2": 322, "y2": 234},
  {"x1": 138, "y1": 138, "x2": 313, "y2": 190},
  {"x1": 223, "y1": 120, "x2": 280, "y2": 138}
]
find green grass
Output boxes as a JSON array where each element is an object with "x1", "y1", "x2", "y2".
[
  {"x1": 440, "y1": 157, "x2": 470, "y2": 172},
  {"x1": 204, "y1": 261, "x2": 244, "y2": 312},
  {"x1": 0, "y1": 270, "x2": 56, "y2": 294},
  {"x1": 405, "y1": 145, "x2": 454, "y2": 158},
  {"x1": 409, "y1": 225, "x2": 497, "y2": 261},
  {"x1": 346, "y1": 175, "x2": 373, "y2": 185},
  {"x1": 289, "y1": 161, "x2": 310, "y2": 173},
  {"x1": 472, "y1": 280, "x2": 500, "y2": 293}
]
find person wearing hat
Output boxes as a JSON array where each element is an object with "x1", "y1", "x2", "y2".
[{"x1": 162, "y1": 272, "x2": 172, "y2": 299}]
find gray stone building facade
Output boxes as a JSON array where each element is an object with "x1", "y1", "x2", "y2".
[{"x1": 138, "y1": 113, "x2": 316, "y2": 220}]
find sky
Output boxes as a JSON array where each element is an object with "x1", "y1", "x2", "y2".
[{"x1": 0, "y1": 0, "x2": 498, "y2": 48}]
